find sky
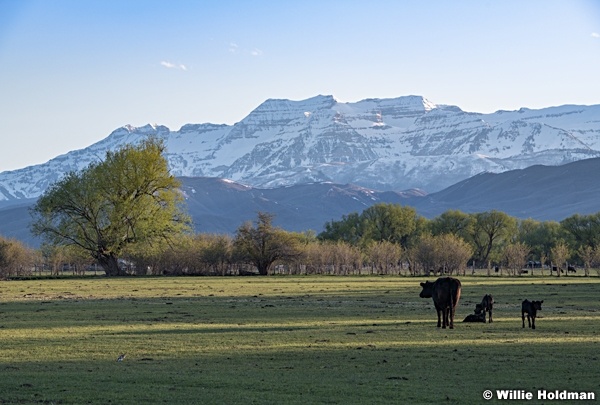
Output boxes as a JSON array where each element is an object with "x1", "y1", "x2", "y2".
[{"x1": 1, "y1": 0, "x2": 599, "y2": 172}]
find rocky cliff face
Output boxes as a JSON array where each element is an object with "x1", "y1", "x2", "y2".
[{"x1": 2, "y1": 95, "x2": 600, "y2": 202}]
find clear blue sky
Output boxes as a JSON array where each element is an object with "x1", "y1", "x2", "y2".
[{"x1": 1, "y1": 0, "x2": 599, "y2": 172}]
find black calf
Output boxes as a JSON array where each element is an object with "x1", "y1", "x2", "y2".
[
  {"x1": 552, "y1": 265, "x2": 576, "y2": 273},
  {"x1": 463, "y1": 312, "x2": 486, "y2": 322},
  {"x1": 480, "y1": 294, "x2": 494, "y2": 323},
  {"x1": 521, "y1": 299, "x2": 543, "y2": 329}
]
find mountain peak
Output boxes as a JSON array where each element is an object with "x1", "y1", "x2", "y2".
[
  {"x1": 253, "y1": 94, "x2": 338, "y2": 112},
  {"x1": 357, "y1": 95, "x2": 437, "y2": 111},
  {"x1": 122, "y1": 123, "x2": 161, "y2": 133},
  {"x1": 1, "y1": 95, "x2": 600, "y2": 203}
]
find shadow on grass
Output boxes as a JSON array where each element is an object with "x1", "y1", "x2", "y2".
[
  {"x1": 2, "y1": 277, "x2": 600, "y2": 404},
  {"x1": 0, "y1": 293, "x2": 425, "y2": 329},
  {"x1": 1, "y1": 340, "x2": 599, "y2": 405}
]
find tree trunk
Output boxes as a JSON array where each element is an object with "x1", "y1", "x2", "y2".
[
  {"x1": 98, "y1": 254, "x2": 122, "y2": 276},
  {"x1": 255, "y1": 258, "x2": 271, "y2": 275}
]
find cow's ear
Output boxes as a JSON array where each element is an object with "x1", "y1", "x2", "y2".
[
  {"x1": 420, "y1": 282, "x2": 425, "y2": 287},
  {"x1": 540, "y1": 300, "x2": 544, "y2": 304}
]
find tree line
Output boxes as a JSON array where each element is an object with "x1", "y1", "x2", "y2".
[{"x1": 1, "y1": 138, "x2": 600, "y2": 277}]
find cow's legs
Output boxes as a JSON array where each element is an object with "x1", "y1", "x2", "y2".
[
  {"x1": 526, "y1": 314, "x2": 532, "y2": 328},
  {"x1": 442, "y1": 308, "x2": 449, "y2": 329},
  {"x1": 522, "y1": 312, "x2": 526, "y2": 328},
  {"x1": 488, "y1": 309, "x2": 493, "y2": 323},
  {"x1": 436, "y1": 308, "x2": 442, "y2": 328},
  {"x1": 449, "y1": 306, "x2": 455, "y2": 329}
]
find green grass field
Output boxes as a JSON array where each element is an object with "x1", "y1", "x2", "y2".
[{"x1": 0, "y1": 275, "x2": 599, "y2": 404}]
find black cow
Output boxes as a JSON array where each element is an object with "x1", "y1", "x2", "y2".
[
  {"x1": 463, "y1": 312, "x2": 486, "y2": 322},
  {"x1": 567, "y1": 265, "x2": 576, "y2": 273},
  {"x1": 463, "y1": 304, "x2": 486, "y2": 323},
  {"x1": 480, "y1": 294, "x2": 494, "y2": 323},
  {"x1": 419, "y1": 277, "x2": 462, "y2": 329},
  {"x1": 521, "y1": 299, "x2": 543, "y2": 329}
]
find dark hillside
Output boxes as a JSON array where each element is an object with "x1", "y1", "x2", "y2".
[
  {"x1": 2, "y1": 158, "x2": 600, "y2": 247},
  {"x1": 409, "y1": 157, "x2": 600, "y2": 220}
]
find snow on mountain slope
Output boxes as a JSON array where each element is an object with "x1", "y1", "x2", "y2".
[{"x1": 1, "y1": 95, "x2": 600, "y2": 202}]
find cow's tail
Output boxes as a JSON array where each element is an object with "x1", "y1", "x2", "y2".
[
  {"x1": 451, "y1": 283, "x2": 461, "y2": 328},
  {"x1": 448, "y1": 286, "x2": 455, "y2": 328}
]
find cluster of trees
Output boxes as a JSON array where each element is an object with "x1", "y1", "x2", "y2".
[
  {"x1": 321, "y1": 207, "x2": 600, "y2": 276},
  {"x1": 0, "y1": 236, "x2": 37, "y2": 278},
  {"x1": 2, "y1": 138, "x2": 600, "y2": 278}
]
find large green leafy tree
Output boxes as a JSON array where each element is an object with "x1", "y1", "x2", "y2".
[
  {"x1": 360, "y1": 203, "x2": 418, "y2": 247},
  {"x1": 429, "y1": 209, "x2": 474, "y2": 242},
  {"x1": 319, "y1": 203, "x2": 423, "y2": 248},
  {"x1": 31, "y1": 138, "x2": 191, "y2": 276},
  {"x1": 470, "y1": 210, "x2": 517, "y2": 266},
  {"x1": 560, "y1": 213, "x2": 600, "y2": 252},
  {"x1": 517, "y1": 218, "x2": 562, "y2": 262},
  {"x1": 319, "y1": 212, "x2": 363, "y2": 245}
]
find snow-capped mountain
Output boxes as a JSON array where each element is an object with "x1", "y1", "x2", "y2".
[{"x1": 1, "y1": 94, "x2": 600, "y2": 202}]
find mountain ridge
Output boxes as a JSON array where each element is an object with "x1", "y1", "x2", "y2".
[{"x1": 2, "y1": 95, "x2": 600, "y2": 203}]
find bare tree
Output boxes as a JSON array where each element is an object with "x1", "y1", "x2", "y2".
[
  {"x1": 198, "y1": 234, "x2": 234, "y2": 275},
  {"x1": 404, "y1": 246, "x2": 420, "y2": 276},
  {"x1": 503, "y1": 242, "x2": 530, "y2": 276},
  {"x1": 436, "y1": 234, "x2": 472, "y2": 276},
  {"x1": 413, "y1": 234, "x2": 471, "y2": 276},
  {"x1": 550, "y1": 241, "x2": 570, "y2": 278},
  {"x1": 539, "y1": 252, "x2": 548, "y2": 277},
  {"x1": 579, "y1": 245, "x2": 594, "y2": 277},
  {"x1": 0, "y1": 236, "x2": 34, "y2": 278},
  {"x1": 365, "y1": 241, "x2": 403, "y2": 275},
  {"x1": 414, "y1": 235, "x2": 438, "y2": 276},
  {"x1": 595, "y1": 247, "x2": 600, "y2": 277},
  {"x1": 234, "y1": 213, "x2": 301, "y2": 275},
  {"x1": 328, "y1": 242, "x2": 362, "y2": 275},
  {"x1": 301, "y1": 242, "x2": 326, "y2": 274}
]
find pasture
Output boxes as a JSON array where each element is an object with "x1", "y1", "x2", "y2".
[{"x1": 0, "y1": 276, "x2": 599, "y2": 404}]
